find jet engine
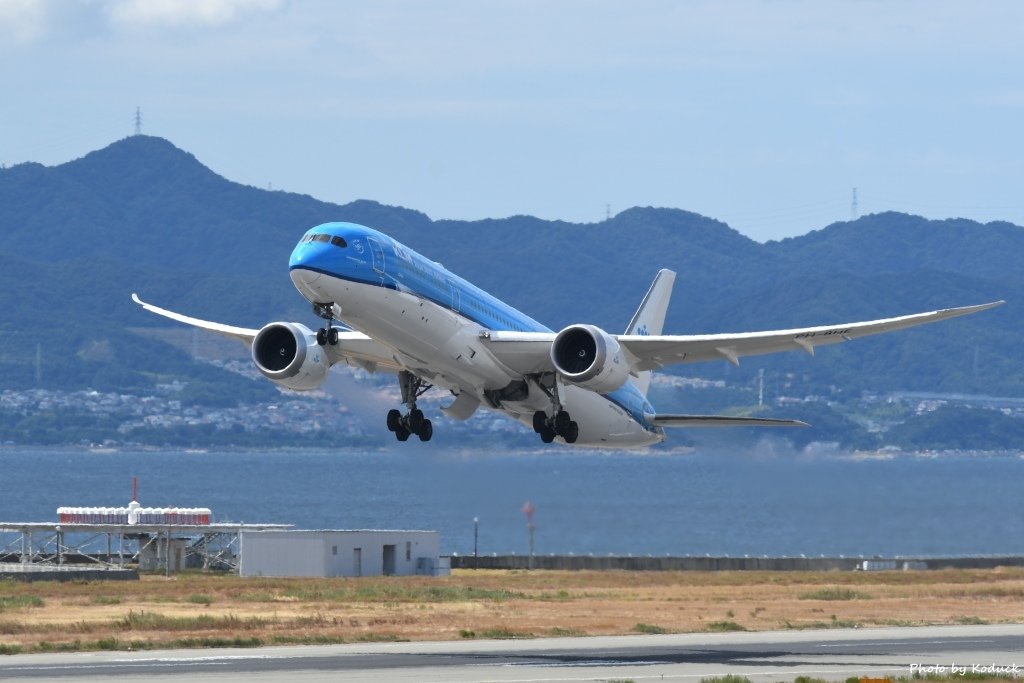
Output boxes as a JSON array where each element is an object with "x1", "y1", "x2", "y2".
[
  {"x1": 550, "y1": 324, "x2": 631, "y2": 393},
  {"x1": 251, "y1": 322, "x2": 330, "y2": 391}
]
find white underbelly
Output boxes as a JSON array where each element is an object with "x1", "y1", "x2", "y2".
[
  {"x1": 320, "y1": 277, "x2": 517, "y2": 391},
  {"x1": 312, "y1": 275, "x2": 663, "y2": 449}
]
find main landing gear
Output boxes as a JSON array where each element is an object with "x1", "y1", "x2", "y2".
[
  {"x1": 533, "y1": 409, "x2": 579, "y2": 444},
  {"x1": 313, "y1": 302, "x2": 340, "y2": 346},
  {"x1": 532, "y1": 375, "x2": 579, "y2": 444},
  {"x1": 387, "y1": 370, "x2": 433, "y2": 442}
]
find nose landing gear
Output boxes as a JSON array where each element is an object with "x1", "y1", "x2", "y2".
[
  {"x1": 386, "y1": 371, "x2": 433, "y2": 442},
  {"x1": 313, "y1": 302, "x2": 341, "y2": 346}
]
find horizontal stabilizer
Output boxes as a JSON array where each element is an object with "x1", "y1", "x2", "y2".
[{"x1": 650, "y1": 414, "x2": 809, "y2": 428}]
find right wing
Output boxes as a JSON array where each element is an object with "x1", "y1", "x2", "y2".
[
  {"x1": 484, "y1": 301, "x2": 1003, "y2": 375},
  {"x1": 131, "y1": 294, "x2": 401, "y2": 372},
  {"x1": 649, "y1": 414, "x2": 808, "y2": 428},
  {"x1": 618, "y1": 301, "x2": 1003, "y2": 371}
]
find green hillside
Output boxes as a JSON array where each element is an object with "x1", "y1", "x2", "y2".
[{"x1": 0, "y1": 135, "x2": 1019, "y2": 402}]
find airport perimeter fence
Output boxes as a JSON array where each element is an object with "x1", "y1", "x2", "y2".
[{"x1": 448, "y1": 555, "x2": 1024, "y2": 571}]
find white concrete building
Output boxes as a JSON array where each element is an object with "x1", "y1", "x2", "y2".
[{"x1": 239, "y1": 530, "x2": 446, "y2": 578}]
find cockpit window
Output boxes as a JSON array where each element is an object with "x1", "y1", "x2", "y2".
[{"x1": 302, "y1": 233, "x2": 348, "y2": 248}]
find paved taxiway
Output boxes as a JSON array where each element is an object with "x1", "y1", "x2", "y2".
[{"x1": 1, "y1": 624, "x2": 1021, "y2": 683}]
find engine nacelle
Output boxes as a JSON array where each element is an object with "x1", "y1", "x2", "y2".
[
  {"x1": 550, "y1": 324, "x2": 631, "y2": 393},
  {"x1": 251, "y1": 322, "x2": 330, "y2": 391}
]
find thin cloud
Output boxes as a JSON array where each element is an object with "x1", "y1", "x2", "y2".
[
  {"x1": 0, "y1": 0, "x2": 283, "y2": 45},
  {"x1": 106, "y1": 0, "x2": 283, "y2": 28},
  {"x1": 0, "y1": 0, "x2": 50, "y2": 44}
]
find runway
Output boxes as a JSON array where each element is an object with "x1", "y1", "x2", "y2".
[{"x1": 1, "y1": 624, "x2": 1021, "y2": 682}]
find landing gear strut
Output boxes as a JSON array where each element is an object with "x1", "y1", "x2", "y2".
[
  {"x1": 313, "y1": 302, "x2": 340, "y2": 346},
  {"x1": 386, "y1": 370, "x2": 433, "y2": 442},
  {"x1": 532, "y1": 375, "x2": 579, "y2": 444}
]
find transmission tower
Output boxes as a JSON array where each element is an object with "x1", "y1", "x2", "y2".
[
  {"x1": 851, "y1": 187, "x2": 858, "y2": 220},
  {"x1": 134, "y1": 107, "x2": 143, "y2": 136}
]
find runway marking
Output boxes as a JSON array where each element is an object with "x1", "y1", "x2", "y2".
[
  {"x1": 816, "y1": 639, "x2": 996, "y2": 647},
  {"x1": 460, "y1": 666, "x2": 906, "y2": 682},
  {"x1": 0, "y1": 654, "x2": 301, "y2": 673}
]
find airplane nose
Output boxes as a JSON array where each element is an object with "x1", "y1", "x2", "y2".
[
  {"x1": 290, "y1": 265, "x2": 320, "y2": 287},
  {"x1": 289, "y1": 243, "x2": 324, "y2": 299}
]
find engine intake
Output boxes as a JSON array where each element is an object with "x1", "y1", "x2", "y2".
[
  {"x1": 252, "y1": 322, "x2": 329, "y2": 391},
  {"x1": 550, "y1": 324, "x2": 630, "y2": 393}
]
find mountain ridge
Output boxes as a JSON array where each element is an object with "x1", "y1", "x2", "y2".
[{"x1": 0, "y1": 135, "x2": 1018, "y2": 399}]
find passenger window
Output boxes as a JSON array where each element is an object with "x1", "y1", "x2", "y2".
[{"x1": 331, "y1": 236, "x2": 347, "y2": 248}]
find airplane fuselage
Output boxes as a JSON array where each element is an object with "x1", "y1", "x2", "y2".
[{"x1": 288, "y1": 222, "x2": 664, "y2": 447}]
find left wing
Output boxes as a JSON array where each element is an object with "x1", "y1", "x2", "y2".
[
  {"x1": 132, "y1": 294, "x2": 259, "y2": 344},
  {"x1": 485, "y1": 301, "x2": 1003, "y2": 375},
  {"x1": 131, "y1": 294, "x2": 401, "y2": 372}
]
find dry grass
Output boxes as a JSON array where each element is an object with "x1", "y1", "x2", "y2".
[{"x1": 0, "y1": 567, "x2": 1022, "y2": 653}]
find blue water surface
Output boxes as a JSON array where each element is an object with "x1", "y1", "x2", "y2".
[{"x1": 2, "y1": 448, "x2": 1021, "y2": 557}]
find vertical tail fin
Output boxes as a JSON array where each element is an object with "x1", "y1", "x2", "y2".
[{"x1": 625, "y1": 269, "x2": 676, "y2": 396}]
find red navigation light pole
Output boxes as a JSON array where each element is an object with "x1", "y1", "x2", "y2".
[{"x1": 522, "y1": 501, "x2": 535, "y2": 570}]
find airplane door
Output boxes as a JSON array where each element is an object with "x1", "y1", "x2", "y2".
[
  {"x1": 448, "y1": 281, "x2": 461, "y2": 312},
  {"x1": 367, "y1": 238, "x2": 385, "y2": 276}
]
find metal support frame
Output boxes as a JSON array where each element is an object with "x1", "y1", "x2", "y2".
[{"x1": 0, "y1": 522, "x2": 288, "y2": 575}]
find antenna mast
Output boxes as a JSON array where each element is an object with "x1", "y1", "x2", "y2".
[
  {"x1": 851, "y1": 187, "x2": 859, "y2": 220},
  {"x1": 134, "y1": 107, "x2": 143, "y2": 136}
]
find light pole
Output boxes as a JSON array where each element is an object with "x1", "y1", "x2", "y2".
[
  {"x1": 473, "y1": 517, "x2": 479, "y2": 569},
  {"x1": 522, "y1": 501, "x2": 535, "y2": 570}
]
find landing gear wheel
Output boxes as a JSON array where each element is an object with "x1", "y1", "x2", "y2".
[
  {"x1": 418, "y1": 419, "x2": 433, "y2": 442},
  {"x1": 316, "y1": 328, "x2": 327, "y2": 346},
  {"x1": 540, "y1": 427, "x2": 556, "y2": 444},
  {"x1": 390, "y1": 371, "x2": 434, "y2": 443},
  {"x1": 327, "y1": 327, "x2": 339, "y2": 345},
  {"x1": 563, "y1": 421, "x2": 579, "y2": 444},
  {"x1": 532, "y1": 411, "x2": 547, "y2": 433},
  {"x1": 554, "y1": 410, "x2": 572, "y2": 434}
]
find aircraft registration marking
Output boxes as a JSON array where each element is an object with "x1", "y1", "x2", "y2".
[{"x1": 795, "y1": 328, "x2": 851, "y2": 339}]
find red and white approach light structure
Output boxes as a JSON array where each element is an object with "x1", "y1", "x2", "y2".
[{"x1": 56, "y1": 477, "x2": 212, "y2": 526}]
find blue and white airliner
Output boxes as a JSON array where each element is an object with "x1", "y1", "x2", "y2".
[{"x1": 133, "y1": 222, "x2": 1001, "y2": 448}]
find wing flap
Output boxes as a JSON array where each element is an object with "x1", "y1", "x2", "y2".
[{"x1": 484, "y1": 331, "x2": 557, "y2": 375}]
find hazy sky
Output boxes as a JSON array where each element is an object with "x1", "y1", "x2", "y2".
[{"x1": 2, "y1": 0, "x2": 1023, "y2": 241}]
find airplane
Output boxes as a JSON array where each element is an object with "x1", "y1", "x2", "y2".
[{"x1": 133, "y1": 222, "x2": 1002, "y2": 448}]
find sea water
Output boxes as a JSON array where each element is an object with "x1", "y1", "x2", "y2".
[{"x1": 2, "y1": 448, "x2": 1021, "y2": 557}]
